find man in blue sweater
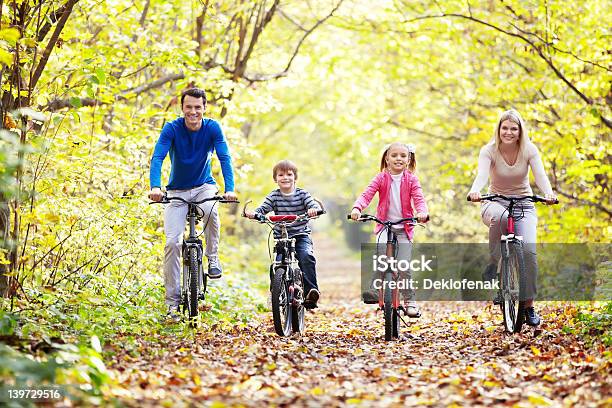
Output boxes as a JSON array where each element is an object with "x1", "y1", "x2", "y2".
[{"x1": 149, "y1": 88, "x2": 237, "y2": 319}]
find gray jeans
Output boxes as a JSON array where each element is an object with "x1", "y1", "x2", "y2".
[
  {"x1": 481, "y1": 200, "x2": 538, "y2": 300},
  {"x1": 164, "y1": 183, "x2": 220, "y2": 307}
]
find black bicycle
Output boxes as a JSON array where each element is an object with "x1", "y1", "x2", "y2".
[
  {"x1": 347, "y1": 214, "x2": 428, "y2": 341},
  {"x1": 468, "y1": 194, "x2": 558, "y2": 333},
  {"x1": 243, "y1": 201, "x2": 325, "y2": 336},
  {"x1": 151, "y1": 193, "x2": 238, "y2": 322}
]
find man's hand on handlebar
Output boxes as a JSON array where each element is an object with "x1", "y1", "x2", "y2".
[
  {"x1": 223, "y1": 191, "x2": 238, "y2": 201},
  {"x1": 148, "y1": 187, "x2": 164, "y2": 202}
]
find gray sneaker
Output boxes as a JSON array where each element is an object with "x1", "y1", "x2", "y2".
[
  {"x1": 208, "y1": 258, "x2": 222, "y2": 279},
  {"x1": 166, "y1": 306, "x2": 181, "y2": 323}
]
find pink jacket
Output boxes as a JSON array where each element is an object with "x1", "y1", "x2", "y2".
[{"x1": 352, "y1": 170, "x2": 428, "y2": 241}]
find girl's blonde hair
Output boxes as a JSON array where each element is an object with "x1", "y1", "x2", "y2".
[
  {"x1": 493, "y1": 109, "x2": 531, "y2": 159},
  {"x1": 379, "y1": 142, "x2": 416, "y2": 173}
]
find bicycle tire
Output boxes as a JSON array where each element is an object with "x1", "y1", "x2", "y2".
[
  {"x1": 291, "y1": 267, "x2": 305, "y2": 334},
  {"x1": 501, "y1": 240, "x2": 526, "y2": 333},
  {"x1": 187, "y1": 246, "x2": 199, "y2": 319},
  {"x1": 392, "y1": 308, "x2": 400, "y2": 339},
  {"x1": 272, "y1": 267, "x2": 292, "y2": 337},
  {"x1": 384, "y1": 272, "x2": 393, "y2": 341}
]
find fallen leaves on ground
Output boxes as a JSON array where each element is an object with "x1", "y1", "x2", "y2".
[{"x1": 103, "y1": 237, "x2": 610, "y2": 407}]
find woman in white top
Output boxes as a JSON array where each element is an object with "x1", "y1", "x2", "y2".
[{"x1": 468, "y1": 109, "x2": 557, "y2": 326}]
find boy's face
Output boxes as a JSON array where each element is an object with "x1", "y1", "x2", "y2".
[{"x1": 275, "y1": 169, "x2": 296, "y2": 193}]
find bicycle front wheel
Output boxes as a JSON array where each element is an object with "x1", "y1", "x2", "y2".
[
  {"x1": 272, "y1": 268, "x2": 292, "y2": 337},
  {"x1": 501, "y1": 240, "x2": 526, "y2": 333},
  {"x1": 187, "y1": 246, "x2": 199, "y2": 319},
  {"x1": 291, "y1": 267, "x2": 305, "y2": 334},
  {"x1": 384, "y1": 272, "x2": 394, "y2": 341}
]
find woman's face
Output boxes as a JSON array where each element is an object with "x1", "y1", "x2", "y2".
[
  {"x1": 385, "y1": 145, "x2": 410, "y2": 174},
  {"x1": 499, "y1": 119, "x2": 520, "y2": 146}
]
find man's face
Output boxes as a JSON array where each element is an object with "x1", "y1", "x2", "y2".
[{"x1": 182, "y1": 95, "x2": 205, "y2": 131}]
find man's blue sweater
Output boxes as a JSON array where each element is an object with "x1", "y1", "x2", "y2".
[{"x1": 149, "y1": 117, "x2": 234, "y2": 191}]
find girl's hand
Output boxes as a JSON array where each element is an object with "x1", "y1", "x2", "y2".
[
  {"x1": 307, "y1": 208, "x2": 319, "y2": 217},
  {"x1": 416, "y1": 212, "x2": 429, "y2": 223},
  {"x1": 468, "y1": 192, "x2": 481, "y2": 202},
  {"x1": 244, "y1": 210, "x2": 255, "y2": 219},
  {"x1": 350, "y1": 208, "x2": 361, "y2": 220},
  {"x1": 544, "y1": 193, "x2": 557, "y2": 205}
]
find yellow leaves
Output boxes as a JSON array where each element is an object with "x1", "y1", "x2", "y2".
[
  {"x1": 0, "y1": 28, "x2": 20, "y2": 45},
  {"x1": 527, "y1": 393, "x2": 554, "y2": 406},
  {"x1": 310, "y1": 386, "x2": 325, "y2": 396},
  {"x1": 531, "y1": 346, "x2": 542, "y2": 356},
  {"x1": 482, "y1": 380, "x2": 501, "y2": 388},
  {"x1": 542, "y1": 374, "x2": 556, "y2": 383}
]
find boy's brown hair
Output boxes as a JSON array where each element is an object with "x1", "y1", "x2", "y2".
[{"x1": 273, "y1": 160, "x2": 298, "y2": 181}]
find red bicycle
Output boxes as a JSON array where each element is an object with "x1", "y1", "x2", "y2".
[
  {"x1": 468, "y1": 194, "x2": 558, "y2": 333},
  {"x1": 348, "y1": 214, "x2": 428, "y2": 341}
]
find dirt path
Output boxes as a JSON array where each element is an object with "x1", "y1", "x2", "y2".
[{"x1": 109, "y1": 234, "x2": 610, "y2": 407}]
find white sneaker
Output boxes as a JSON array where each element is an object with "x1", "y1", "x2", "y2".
[
  {"x1": 405, "y1": 301, "x2": 421, "y2": 318},
  {"x1": 166, "y1": 306, "x2": 181, "y2": 323}
]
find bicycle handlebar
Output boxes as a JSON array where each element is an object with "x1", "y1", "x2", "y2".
[
  {"x1": 149, "y1": 194, "x2": 239, "y2": 205},
  {"x1": 467, "y1": 194, "x2": 558, "y2": 204},
  {"x1": 346, "y1": 213, "x2": 429, "y2": 226},
  {"x1": 251, "y1": 210, "x2": 326, "y2": 224}
]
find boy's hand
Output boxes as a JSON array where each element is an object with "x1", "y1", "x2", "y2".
[
  {"x1": 416, "y1": 212, "x2": 429, "y2": 223},
  {"x1": 244, "y1": 210, "x2": 255, "y2": 219},
  {"x1": 350, "y1": 208, "x2": 361, "y2": 220},
  {"x1": 307, "y1": 208, "x2": 319, "y2": 217}
]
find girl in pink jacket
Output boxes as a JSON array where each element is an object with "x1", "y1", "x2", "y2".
[{"x1": 350, "y1": 142, "x2": 429, "y2": 317}]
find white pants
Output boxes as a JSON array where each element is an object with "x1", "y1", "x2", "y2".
[
  {"x1": 375, "y1": 228, "x2": 414, "y2": 302},
  {"x1": 164, "y1": 184, "x2": 220, "y2": 307},
  {"x1": 481, "y1": 200, "x2": 538, "y2": 299}
]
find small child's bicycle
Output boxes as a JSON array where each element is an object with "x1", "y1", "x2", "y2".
[
  {"x1": 347, "y1": 213, "x2": 428, "y2": 341},
  {"x1": 467, "y1": 194, "x2": 558, "y2": 333},
  {"x1": 243, "y1": 201, "x2": 325, "y2": 336}
]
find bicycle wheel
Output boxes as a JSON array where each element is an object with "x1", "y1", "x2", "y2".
[
  {"x1": 187, "y1": 246, "x2": 199, "y2": 319},
  {"x1": 272, "y1": 267, "x2": 292, "y2": 336},
  {"x1": 384, "y1": 272, "x2": 393, "y2": 341},
  {"x1": 392, "y1": 308, "x2": 400, "y2": 339},
  {"x1": 501, "y1": 240, "x2": 526, "y2": 333},
  {"x1": 291, "y1": 267, "x2": 305, "y2": 334}
]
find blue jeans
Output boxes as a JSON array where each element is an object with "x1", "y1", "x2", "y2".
[{"x1": 272, "y1": 235, "x2": 319, "y2": 294}]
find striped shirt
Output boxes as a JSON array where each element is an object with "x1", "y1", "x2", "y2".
[{"x1": 255, "y1": 188, "x2": 320, "y2": 238}]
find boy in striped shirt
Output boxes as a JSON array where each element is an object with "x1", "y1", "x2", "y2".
[{"x1": 245, "y1": 160, "x2": 322, "y2": 309}]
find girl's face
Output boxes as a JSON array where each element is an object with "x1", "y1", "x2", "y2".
[
  {"x1": 385, "y1": 145, "x2": 410, "y2": 175},
  {"x1": 499, "y1": 119, "x2": 520, "y2": 146}
]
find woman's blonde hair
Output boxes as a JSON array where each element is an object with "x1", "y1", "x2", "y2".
[
  {"x1": 379, "y1": 142, "x2": 416, "y2": 173},
  {"x1": 493, "y1": 109, "x2": 531, "y2": 159}
]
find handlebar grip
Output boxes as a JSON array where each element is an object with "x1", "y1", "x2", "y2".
[
  {"x1": 346, "y1": 214, "x2": 352, "y2": 220},
  {"x1": 425, "y1": 214, "x2": 430, "y2": 222},
  {"x1": 315, "y1": 210, "x2": 326, "y2": 216},
  {"x1": 254, "y1": 213, "x2": 266, "y2": 222},
  {"x1": 466, "y1": 196, "x2": 472, "y2": 202}
]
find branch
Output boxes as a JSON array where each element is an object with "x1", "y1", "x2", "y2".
[
  {"x1": 404, "y1": 12, "x2": 612, "y2": 129},
  {"x1": 554, "y1": 187, "x2": 611, "y2": 218},
  {"x1": 242, "y1": 0, "x2": 344, "y2": 84},
  {"x1": 36, "y1": 3, "x2": 68, "y2": 42},
  {"x1": 45, "y1": 72, "x2": 185, "y2": 111},
  {"x1": 387, "y1": 118, "x2": 462, "y2": 141},
  {"x1": 30, "y1": 0, "x2": 79, "y2": 90}
]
